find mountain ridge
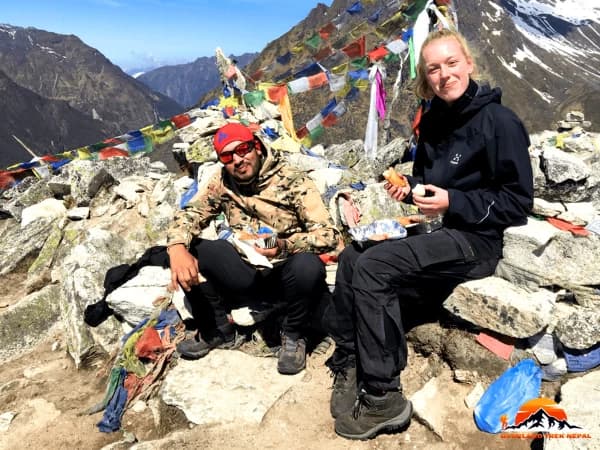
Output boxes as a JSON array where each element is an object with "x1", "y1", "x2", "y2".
[
  {"x1": 0, "y1": 23, "x2": 183, "y2": 167},
  {"x1": 137, "y1": 53, "x2": 257, "y2": 108}
]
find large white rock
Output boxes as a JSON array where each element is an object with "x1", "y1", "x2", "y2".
[
  {"x1": 106, "y1": 266, "x2": 172, "y2": 326},
  {"x1": 542, "y1": 147, "x2": 590, "y2": 184},
  {"x1": 20, "y1": 198, "x2": 66, "y2": 227},
  {"x1": 444, "y1": 277, "x2": 556, "y2": 338},
  {"x1": 161, "y1": 350, "x2": 303, "y2": 425},
  {"x1": 502, "y1": 220, "x2": 600, "y2": 286},
  {"x1": 545, "y1": 370, "x2": 600, "y2": 450}
]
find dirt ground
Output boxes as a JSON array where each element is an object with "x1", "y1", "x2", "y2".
[{"x1": 0, "y1": 327, "x2": 539, "y2": 450}]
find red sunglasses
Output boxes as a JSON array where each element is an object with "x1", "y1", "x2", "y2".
[{"x1": 218, "y1": 139, "x2": 258, "y2": 164}]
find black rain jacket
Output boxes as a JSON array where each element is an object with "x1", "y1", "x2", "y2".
[{"x1": 407, "y1": 80, "x2": 534, "y2": 257}]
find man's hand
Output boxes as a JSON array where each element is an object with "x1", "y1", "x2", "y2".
[
  {"x1": 412, "y1": 184, "x2": 449, "y2": 216},
  {"x1": 253, "y1": 238, "x2": 286, "y2": 259},
  {"x1": 167, "y1": 244, "x2": 199, "y2": 292}
]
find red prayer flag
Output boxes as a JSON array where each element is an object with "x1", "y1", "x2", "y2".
[
  {"x1": 368, "y1": 45, "x2": 389, "y2": 62},
  {"x1": 322, "y1": 112, "x2": 338, "y2": 127},
  {"x1": 547, "y1": 217, "x2": 590, "y2": 236},
  {"x1": 341, "y1": 35, "x2": 366, "y2": 58},
  {"x1": 98, "y1": 147, "x2": 129, "y2": 160},
  {"x1": 313, "y1": 45, "x2": 333, "y2": 61},
  {"x1": 102, "y1": 137, "x2": 125, "y2": 145},
  {"x1": 319, "y1": 22, "x2": 336, "y2": 40},
  {"x1": 39, "y1": 154, "x2": 61, "y2": 162},
  {"x1": 267, "y1": 85, "x2": 288, "y2": 103},
  {"x1": 296, "y1": 126, "x2": 309, "y2": 139},
  {"x1": 308, "y1": 72, "x2": 329, "y2": 90},
  {"x1": 171, "y1": 113, "x2": 192, "y2": 129}
]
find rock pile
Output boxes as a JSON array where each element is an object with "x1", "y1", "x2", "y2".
[{"x1": 0, "y1": 106, "x2": 599, "y2": 442}]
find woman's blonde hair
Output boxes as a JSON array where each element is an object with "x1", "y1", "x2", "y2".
[{"x1": 414, "y1": 28, "x2": 479, "y2": 99}]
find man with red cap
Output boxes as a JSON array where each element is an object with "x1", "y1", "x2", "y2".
[{"x1": 166, "y1": 122, "x2": 339, "y2": 374}]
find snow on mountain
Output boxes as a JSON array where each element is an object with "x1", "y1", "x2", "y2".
[
  {"x1": 502, "y1": 0, "x2": 600, "y2": 82},
  {"x1": 511, "y1": 0, "x2": 600, "y2": 26},
  {"x1": 458, "y1": 0, "x2": 600, "y2": 131}
]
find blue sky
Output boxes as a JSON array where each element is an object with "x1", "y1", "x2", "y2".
[{"x1": 2, "y1": 0, "x2": 330, "y2": 71}]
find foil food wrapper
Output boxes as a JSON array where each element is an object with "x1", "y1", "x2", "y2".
[{"x1": 348, "y1": 219, "x2": 407, "y2": 242}]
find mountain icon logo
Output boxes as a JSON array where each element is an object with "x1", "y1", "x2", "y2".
[{"x1": 501, "y1": 398, "x2": 582, "y2": 432}]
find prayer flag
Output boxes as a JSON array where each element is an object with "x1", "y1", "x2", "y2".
[
  {"x1": 342, "y1": 36, "x2": 366, "y2": 58},
  {"x1": 276, "y1": 51, "x2": 292, "y2": 65},
  {"x1": 368, "y1": 45, "x2": 389, "y2": 62},
  {"x1": 347, "y1": 1, "x2": 363, "y2": 15},
  {"x1": 305, "y1": 33, "x2": 322, "y2": 50},
  {"x1": 319, "y1": 22, "x2": 336, "y2": 40}
]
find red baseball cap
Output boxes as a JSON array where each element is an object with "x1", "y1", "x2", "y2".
[{"x1": 213, "y1": 122, "x2": 254, "y2": 153}]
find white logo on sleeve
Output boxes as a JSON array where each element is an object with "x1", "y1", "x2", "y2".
[{"x1": 450, "y1": 153, "x2": 462, "y2": 165}]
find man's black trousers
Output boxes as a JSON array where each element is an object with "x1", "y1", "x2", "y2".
[{"x1": 184, "y1": 239, "x2": 327, "y2": 339}]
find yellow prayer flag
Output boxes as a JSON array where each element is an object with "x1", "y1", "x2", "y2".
[
  {"x1": 331, "y1": 62, "x2": 349, "y2": 75},
  {"x1": 350, "y1": 21, "x2": 372, "y2": 39},
  {"x1": 301, "y1": 135, "x2": 313, "y2": 148},
  {"x1": 337, "y1": 82, "x2": 352, "y2": 99},
  {"x1": 354, "y1": 79, "x2": 370, "y2": 91},
  {"x1": 218, "y1": 95, "x2": 240, "y2": 108},
  {"x1": 76, "y1": 147, "x2": 93, "y2": 160}
]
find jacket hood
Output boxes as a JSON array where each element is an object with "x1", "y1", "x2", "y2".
[
  {"x1": 430, "y1": 79, "x2": 502, "y2": 117},
  {"x1": 255, "y1": 134, "x2": 282, "y2": 182}
]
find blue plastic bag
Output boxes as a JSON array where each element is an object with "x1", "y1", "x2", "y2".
[{"x1": 474, "y1": 359, "x2": 542, "y2": 433}]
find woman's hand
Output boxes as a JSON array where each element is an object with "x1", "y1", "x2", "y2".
[
  {"x1": 167, "y1": 244, "x2": 200, "y2": 292},
  {"x1": 412, "y1": 184, "x2": 449, "y2": 216},
  {"x1": 384, "y1": 178, "x2": 411, "y2": 202}
]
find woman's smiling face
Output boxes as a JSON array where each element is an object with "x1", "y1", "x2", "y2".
[{"x1": 422, "y1": 36, "x2": 474, "y2": 105}]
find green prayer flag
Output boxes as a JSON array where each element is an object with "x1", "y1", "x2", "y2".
[
  {"x1": 243, "y1": 90, "x2": 266, "y2": 107},
  {"x1": 350, "y1": 56, "x2": 369, "y2": 69},
  {"x1": 89, "y1": 142, "x2": 111, "y2": 152},
  {"x1": 404, "y1": 0, "x2": 429, "y2": 21},
  {"x1": 305, "y1": 33, "x2": 322, "y2": 50},
  {"x1": 383, "y1": 51, "x2": 400, "y2": 64},
  {"x1": 308, "y1": 124, "x2": 324, "y2": 140}
]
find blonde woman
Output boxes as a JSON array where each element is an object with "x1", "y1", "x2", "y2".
[{"x1": 327, "y1": 29, "x2": 534, "y2": 440}]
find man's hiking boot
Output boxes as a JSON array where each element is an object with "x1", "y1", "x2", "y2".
[
  {"x1": 330, "y1": 365, "x2": 357, "y2": 418},
  {"x1": 176, "y1": 330, "x2": 241, "y2": 360},
  {"x1": 335, "y1": 389, "x2": 412, "y2": 440},
  {"x1": 277, "y1": 334, "x2": 306, "y2": 375}
]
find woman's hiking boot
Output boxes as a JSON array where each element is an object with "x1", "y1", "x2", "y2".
[{"x1": 334, "y1": 388, "x2": 412, "y2": 440}]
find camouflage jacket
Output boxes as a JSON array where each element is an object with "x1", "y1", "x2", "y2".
[{"x1": 166, "y1": 140, "x2": 340, "y2": 256}]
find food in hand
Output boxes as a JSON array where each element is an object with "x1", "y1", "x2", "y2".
[
  {"x1": 412, "y1": 183, "x2": 426, "y2": 197},
  {"x1": 383, "y1": 167, "x2": 407, "y2": 187},
  {"x1": 396, "y1": 215, "x2": 425, "y2": 226}
]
